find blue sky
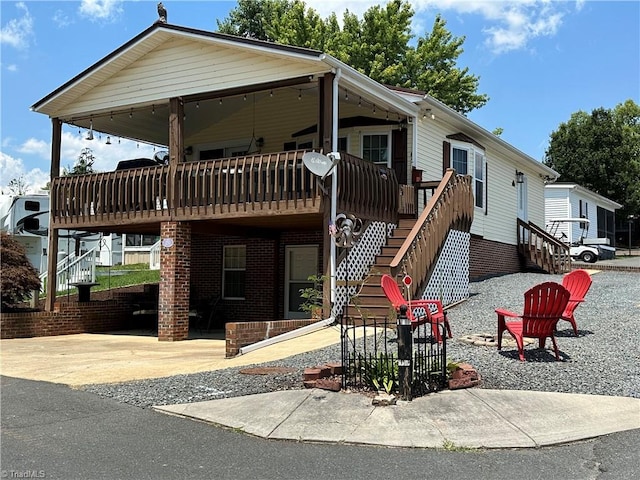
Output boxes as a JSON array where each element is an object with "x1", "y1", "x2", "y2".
[{"x1": 1, "y1": 0, "x2": 638, "y2": 193}]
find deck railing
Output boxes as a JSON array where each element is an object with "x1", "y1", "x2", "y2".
[
  {"x1": 517, "y1": 219, "x2": 570, "y2": 274},
  {"x1": 337, "y1": 153, "x2": 399, "y2": 223},
  {"x1": 49, "y1": 151, "x2": 404, "y2": 228},
  {"x1": 389, "y1": 169, "x2": 474, "y2": 297}
]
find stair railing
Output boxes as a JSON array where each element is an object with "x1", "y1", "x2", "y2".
[
  {"x1": 149, "y1": 240, "x2": 161, "y2": 270},
  {"x1": 39, "y1": 247, "x2": 98, "y2": 293},
  {"x1": 517, "y1": 219, "x2": 570, "y2": 274},
  {"x1": 389, "y1": 169, "x2": 474, "y2": 298}
]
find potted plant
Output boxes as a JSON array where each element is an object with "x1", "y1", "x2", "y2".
[{"x1": 299, "y1": 274, "x2": 327, "y2": 320}]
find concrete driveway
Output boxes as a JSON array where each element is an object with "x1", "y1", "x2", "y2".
[{"x1": 0, "y1": 327, "x2": 342, "y2": 387}]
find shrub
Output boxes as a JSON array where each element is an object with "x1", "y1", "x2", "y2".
[{"x1": 1, "y1": 232, "x2": 41, "y2": 310}]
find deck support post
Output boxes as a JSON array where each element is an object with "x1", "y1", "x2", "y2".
[
  {"x1": 158, "y1": 221, "x2": 191, "y2": 341},
  {"x1": 45, "y1": 118, "x2": 62, "y2": 312}
]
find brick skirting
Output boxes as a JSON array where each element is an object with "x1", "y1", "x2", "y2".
[
  {"x1": 1, "y1": 287, "x2": 157, "y2": 339},
  {"x1": 1, "y1": 299, "x2": 131, "y2": 339},
  {"x1": 225, "y1": 319, "x2": 318, "y2": 357}
]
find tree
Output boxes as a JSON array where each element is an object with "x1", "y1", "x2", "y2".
[
  {"x1": 0, "y1": 232, "x2": 41, "y2": 310},
  {"x1": 64, "y1": 148, "x2": 96, "y2": 176},
  {"x1": 544, "y1": 99, "x2": 640, "y2": 219},
  {"x1": 217, "y1": 0, "x2": 488, "y2": 114},
  {"x1": 6, "y1": 176, "x2": 28, "y2": 195}
]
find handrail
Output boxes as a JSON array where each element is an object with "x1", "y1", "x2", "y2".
[
  {"x1": 389, "y1": 169, "x2": 474, "y2": 297},
  {"x1": 38, "y1": 251, "x2": 76, "y2": 288},
  {"x1": 517, "y1": 218, "x2": 570, "y2": 274},
  {"x1": 149, "y1": 240, "x2": 161, "y2": 270},
  {"x1": 40, "y1": 246, "x2": 98, "y2": 293}
]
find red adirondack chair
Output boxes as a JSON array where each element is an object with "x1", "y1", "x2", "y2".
[
  {"x1": 380, "y1": 274, "x2": 452, "y2": 341},
  {"x1": 496, "y1": 281, "x2": 571, "y2": 361},
  {"x1": 560, "y1": 269, "x2": 592, "y2": 335}
]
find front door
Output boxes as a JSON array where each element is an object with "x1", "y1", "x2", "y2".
[
  {"x1": 392, "y1": 129, "x2": 407, "y2": 183},
  {"x1": 284, "y1": 245, "x2": 319, "y2": 319},
  {"x1": 517, "y1": 175, "x2": 528, "y2": 222}
]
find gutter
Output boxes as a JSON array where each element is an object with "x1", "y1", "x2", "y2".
[{"x1": 237, "y1": 317, "x2": 336, "y2": 355}]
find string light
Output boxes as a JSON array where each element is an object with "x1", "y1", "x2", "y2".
[
  {"x1": 152, "y1": 105, "x2": 155, "y2": 115},
  {"x1": 298, "y1": 90, "x2": 302, "y2": 100},
  {"x1": 358, "y1": 97, "x2": 362, "y2": 107},
  {"x1": 270, "y1": 90, "x2": 273, "y2": 97},
  {"x1": 243, "y1": 94, "x2": 247, "y2": 101},
  {"x1": 345, "y1": 90, "x2": 349, "y2": 100},
  {"x1": 129, "y1": 109, "x2": 133, "y2": 118},
  {"x1": 110, "y1": 112, "x2": 113, "y2": 121},
  {"x1": 196, "y1": 101, "x2": 200, "y2": 108},
  {"x1": 219, "y1": 98, "x2": 223, "y2": 105}
]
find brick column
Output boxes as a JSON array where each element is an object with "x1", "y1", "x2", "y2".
[{"x1": 158, "y1": 221, "x2": 191, "y2": 341}]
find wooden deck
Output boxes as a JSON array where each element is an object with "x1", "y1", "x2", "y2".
[{"x1": 50, "y1": 151, "x2": 408, "y2": 232}]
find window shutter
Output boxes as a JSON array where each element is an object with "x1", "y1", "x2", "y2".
[
  {"x1": 443, "y1": 141, "x2": 451, "y2": 175},
  {"x1": 485, "y1": 161, "x2": 488, "y2": 216}
]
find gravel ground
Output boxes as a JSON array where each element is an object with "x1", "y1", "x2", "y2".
[{"x1": 83, "y1": 271, "x2": 640, "y2": 408}]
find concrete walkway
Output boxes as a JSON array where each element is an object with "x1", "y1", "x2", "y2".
[
  {"x1": 155, "y1": 388, "x2": 640, "y2": 449},
  {"x1": 2, "y1": 298, "x2": 639, "y2": 450}
]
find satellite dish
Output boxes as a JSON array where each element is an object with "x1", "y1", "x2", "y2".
[{"x1": 302, "y1": 152, "x2": 335, "y2": 178}]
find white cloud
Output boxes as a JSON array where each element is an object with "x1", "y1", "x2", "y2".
[
  {"x1": 0, "y1": 2, "x2": 34, "y2": 50},
  {"x1": 53, "y1": 9, "x2": 73, "y2": 28},
  {"x1": 416, "y1": 0, "x2": 566, "y2": 54},
  {"x1": 306, "y1": 0, "x2": 570, "y2": 55},
  {"x1": 18, "y1": 138, "x2": 50, "y2": 159},
  {"x1": 0, "y1": 151, "x2": 49, "y2": 194},
  {"x1": 78, "y1": 0, "x2": 123, "y2": 22},
  {"x1": 60, "y1": 130, "x2": 157, "y2": 172}
]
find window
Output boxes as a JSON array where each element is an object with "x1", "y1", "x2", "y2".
[
  {"x1": 223, "y1": 245, "x2": 246, "y2": 299},
  {"x1": 451, "y1": 144, "x2": 485, "y2": 208},
  {"x1": 474, "y1": 151, "x2": 485, "y2": 208},
  {"x1": 362, "y1": 134, "x2": 389, "y2": 165},
  {"x1": 125, "y1": 234, "x2": 159, "y2": 247},
  {"x1": 338, "y1": 136, "x2": 348, "y2": 152},
  {"x1": 25, "y1": 201, "x2": 40, "y2": 211}
]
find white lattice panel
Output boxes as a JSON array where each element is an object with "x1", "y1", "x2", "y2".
[
  {"x1": 332, "y1": 220, "x2": 391, "y2": 317},
  {"x1": 420, "y1": 230, "x2": 470, "y2": 306}
]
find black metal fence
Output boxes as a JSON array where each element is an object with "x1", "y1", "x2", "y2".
[{"x1": 340, "y1": 315, "x2": 447, "y2": 399}]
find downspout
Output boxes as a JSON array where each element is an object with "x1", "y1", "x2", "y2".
[
  {"x1": 412, "y1": 115, "x2": 418, "y2": 169},
  {"x1": 330, "y1": 68, "x2": 341, "y2": 304},
  {"x1": 238, "y1": 317, "x2": 335, "y2": 355}
]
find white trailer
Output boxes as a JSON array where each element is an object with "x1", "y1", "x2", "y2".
[{"x1": 0, "y1": 193, "x2": 121, "y2": 273}]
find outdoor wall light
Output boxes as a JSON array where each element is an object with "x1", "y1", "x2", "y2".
[
  {"x1": 86, "y1": 119, "x2": 94, "y2": 141},
  {"x1": 515, "y1": 170, "x2": 525, "y2": 184}
]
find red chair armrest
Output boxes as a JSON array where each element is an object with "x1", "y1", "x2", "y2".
[
  {"x1": 495, "y1": 308, "x2": 520, "y2": 318},
  {"x1": 409, "y1": 299, "x2": 444, "y2": 313}
]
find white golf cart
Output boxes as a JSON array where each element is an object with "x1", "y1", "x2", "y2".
[{"x1": 546, "y1": 218, "x2": 602, "y2": 263}]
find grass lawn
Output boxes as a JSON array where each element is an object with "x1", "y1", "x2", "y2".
[{"x1": 93, "y1": 263, "x2": 159, "y2": 292}]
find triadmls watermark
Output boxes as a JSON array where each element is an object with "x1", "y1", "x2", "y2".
[{"x1": 1, "y1": 470, "x2": 46, "y2": 479}]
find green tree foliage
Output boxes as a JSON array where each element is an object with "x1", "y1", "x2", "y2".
[
  {"x1": 1, "y1": 232, "x2": 41, "y2": 310},
  {"x1": 217, "y1": 0, "x2": 488, "y2": 114},
  {"x1": 63, "y1": 147, "x2": 96, "y2": 176},
  {"x1": 544, "y1": 100, "x2": 640, "y2": 219}
]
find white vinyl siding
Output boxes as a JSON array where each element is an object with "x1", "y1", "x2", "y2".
[{"x1": 55, "y1": 38, "x2": 329, "y2": 117}]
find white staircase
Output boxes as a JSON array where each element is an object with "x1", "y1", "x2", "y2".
[{"x1": 39, "y1": 247, "x2": 98, "y2": 293}]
